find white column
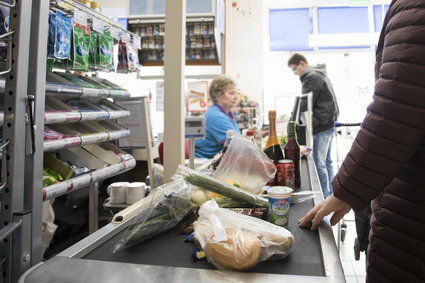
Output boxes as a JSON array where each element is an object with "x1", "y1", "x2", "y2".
[{"x1": 163, "y1": 0, "x2": 186, "y2": 181}]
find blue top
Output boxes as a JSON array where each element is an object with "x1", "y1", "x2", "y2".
[{"x1": 195, "y1": 104, "x2": 240, "y2": 159}]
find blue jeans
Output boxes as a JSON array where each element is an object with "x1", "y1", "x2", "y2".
[{"x1": 313, "y1": 127, "x2": 335, "y2": 199}]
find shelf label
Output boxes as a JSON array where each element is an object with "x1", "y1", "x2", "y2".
[
  {"x1": 110, "y1": 26, "x2": 121, "y2": 40},
  {"x1": 92, "y1": 17, "x2": 104, "y2": 33},
  {"x1": 74, "y1": 9, "x2": 88, "y2": 27}
]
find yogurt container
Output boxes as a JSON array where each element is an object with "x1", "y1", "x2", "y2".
[{"x1": 267, "y1": 186, "x2": 293, "y2": 227}]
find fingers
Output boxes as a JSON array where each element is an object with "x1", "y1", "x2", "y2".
[{"x1": 298, "y1": 205, "x2": 320, "y2": 227}]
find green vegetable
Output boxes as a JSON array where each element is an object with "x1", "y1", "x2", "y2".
[
  {"x1": 184, "y1": 172, "x2": 268, "y2": 207},
  {"x1": 214, "y1": 197, "x2": 259, "y2": 208}
]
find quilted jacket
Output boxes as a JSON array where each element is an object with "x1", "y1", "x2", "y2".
[{"x1": 332, "y1": 0, "x2": 425, "y2": 282}]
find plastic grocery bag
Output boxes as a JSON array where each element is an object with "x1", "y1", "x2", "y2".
[
  {"x1": 113, "y1": 179, "x2": 195, "y2": 253},
  {"x1": 194, "y1": 199, "x2": 294, "y2": 271},
  {"x1": 214, "y1": 134, "x2": 276, "y2": 194}
]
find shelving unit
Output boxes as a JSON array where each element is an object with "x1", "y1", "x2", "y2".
[
  {"x1": 129, "y1": 16, "x2": 222, "y2": 66},
  {"x1": 0, "y1": 1, "x2": 142, "y2": 281}
]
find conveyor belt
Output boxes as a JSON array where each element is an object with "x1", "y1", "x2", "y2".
[{"x1": 83, "y1": 160, "x2": 325, "y2": 276}]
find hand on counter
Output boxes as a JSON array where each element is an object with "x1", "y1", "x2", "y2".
[{"x1": 298, "y1": 194, "x2": 351, "y2": 230}]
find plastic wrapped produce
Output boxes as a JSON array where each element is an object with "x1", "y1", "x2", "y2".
[
  {"x1": 194, "y1": 200, "x2": 294, "y2": 271},
  {"x1": 113, "y1": 180, "x2": 195, "y2": 252}
]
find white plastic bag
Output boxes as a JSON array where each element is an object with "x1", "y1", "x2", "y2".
[
  {"x1": 214, "y1": 134, "x2": 276, "y2": 194},
  {"x1": 194, "y1": 199, "x2": 294, "y2": 271}
]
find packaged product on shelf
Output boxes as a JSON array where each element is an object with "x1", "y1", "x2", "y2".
[
  {"x1": 140, "y1": 26, "x2": 146, "y2": 36},
  {"x1": 98, "y1": 32, "x2": 113, "y2": 69},
  {"x1": 54, "y1": 11, "x2": 72, "y2": 60},
  {"x1": 159, "y1": 24, "x2": 165, "y2": 35},
  {"x1": 146, "y1": 25, "x2": 153, "y2": 36},
  {"x1": 210, "y1": 39, "x2": 216, "y2": 48},
  {"x1": 44, "y1": 126, "x2": 64, "y2": 141},
  {"x1": 141, "y1": 38, "x2": 149, "y2": 49},
  {"x1": 196, "y1": 38, "x2": 203, "y2": 48},
  {"x1": 89, "y1": 31, "x2": 98, "y2": 68},
  {"x1": 68, "y1": 100, "x2": 95, "y2": 112},
  {"x1": 153, "y1": 25, "x2": 160, "y2": 36},
  {"x1": 72, "y1": 24, "x2": 90, "y2": 71},
  {"x1": 55, "y1": 72, "x2": 96, "y2": 88},
  {"x1": 195, "y1": 50, "x2": 202, "y2": 60},
  {"x1": 148, "y1": 38, "x2": 155, "y2": 49},
  {"x1": 47, "y1": 11, "x2": 57, "y2": 58},
  {"x1": 154, "y1": 37, "x2": 162, "y2": 49},
  {"x1": 127, "y1": 43, "x2": 140, "y2": 72},
  {"x1": 208, "y1": 23, "x2": 214, "y2": 35},
  {"x1": 200, "y1": 23, "x2": 208, "y2": 35},
  {"x1": 117, "y1": 40, "x2": 129, "y2": 73},
  {"x1": 188, "y1": 50, "x2": 195, "y2": 60},
  {"x1": 193, "y1": 23, "x2": 201, "y2": 35},
  {"x1": 203, "y1": 37, "x2": 210, "y2": 48}
]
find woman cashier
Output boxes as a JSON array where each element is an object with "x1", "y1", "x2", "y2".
[{"x1": 195, "y1": 76, "x2": 240, "y2": 159}]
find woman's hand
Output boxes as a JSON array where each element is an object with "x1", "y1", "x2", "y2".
[{"x1": 298, "y1": 194, "x2": 351, "y2": 230}]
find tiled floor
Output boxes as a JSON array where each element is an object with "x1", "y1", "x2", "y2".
[{"x1": 333, "y1": 210, "x2": 367, "y2": 283}]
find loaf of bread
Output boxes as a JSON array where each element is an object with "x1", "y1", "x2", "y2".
[{"x1": 204, "y1": 228, "x2": 261, "y2": 271}]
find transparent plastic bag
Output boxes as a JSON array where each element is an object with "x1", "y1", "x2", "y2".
[
  {"x1": 112, "y1": 179, "x2": 195, "y2": 253},
  {"x1": 214, "y1": 134, "x2": 276, "y2": 194},
  {"x1": 194, "y1": 199, "x2": 294, "y2": 271}
]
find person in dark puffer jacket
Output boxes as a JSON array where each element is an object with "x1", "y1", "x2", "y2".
[{"x1": 299, "y1": 0, "x2": 425, "y2": 282}]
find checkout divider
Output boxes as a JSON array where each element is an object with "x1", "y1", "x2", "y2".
[{"x1": 19, "y1": 156, "x2": 346, "y2": 283}]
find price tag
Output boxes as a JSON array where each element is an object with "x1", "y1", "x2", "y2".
[
  {"x1": 133, "y1": 35, "x2": 141, "y2": 49},
  {"x1": 73, "y1": 9, "x2": 88, "y2": 27},
  {"x1": 92, "y1": 17, "x2": 104, "y2": 33},
  {"x1": 122, "y1": 32, "x2": 131, "y2": 44},
  {"x1": 110, "y1": 26, "x2": 121, "y2": 40}
]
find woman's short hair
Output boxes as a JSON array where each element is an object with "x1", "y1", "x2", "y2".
[{"x1": 209, "y1": 76, "x2": 236, "y2": 104}]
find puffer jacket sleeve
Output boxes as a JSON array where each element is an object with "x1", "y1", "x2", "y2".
[{"x1": 332, "y1": 1, "x2": 425, "y2": 211}]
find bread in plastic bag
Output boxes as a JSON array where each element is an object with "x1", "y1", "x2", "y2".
[
  {"x1": 112, "y1": 179, "x2": 195, "y2": 253},
  {"x1": 194, "y1": 199, "x2": 294, "y2": 270},
  {"x1": 213, "y1": 134, "x2": 276, "y2": 194}
]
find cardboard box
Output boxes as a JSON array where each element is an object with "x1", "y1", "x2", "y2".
[
  {"x1": 44, "y1": 153, "x2": 74, "y2": 180},
  {"x1": 82, "y1": 144, "x2": 121, "y2": 165},
  {"x1": 57, "y1": 147, "x2": 107, "y2": 170}
]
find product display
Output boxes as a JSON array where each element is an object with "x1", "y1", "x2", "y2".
[
  {"x1": 264, "y1": 110, "x2": 284, "y2": 165},
  {"x1": 130, "y1": 20, "x2": 219, "y2": 65}
]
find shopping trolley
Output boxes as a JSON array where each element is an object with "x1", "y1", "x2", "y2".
[{"x1": 333, "y1": 122, "x2": 363, "y2": 257}]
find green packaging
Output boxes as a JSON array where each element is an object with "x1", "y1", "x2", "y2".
[
  {"x1": 89, "y1": 31, "x2": 98, "y2": 68},
  {"x1": 97, "y1": 31, "x2": 113, "y2": 70},
  {"x1": 72, "y1": 24, "x2": 90, "y2": 71}
]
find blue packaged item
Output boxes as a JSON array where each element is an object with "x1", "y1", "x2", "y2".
[
  {"x1": 47, "y1": 11, "x2": 56, "y2": 58},
  {"x1": 191, "y1": 247, "x2": 206, "y2": 260},
  {"x1": 54, "y1": 11, "x2": 72, "y2": 60},
  {"x1": 184, "y1": 232, "x2": 195, "y2": 242}
]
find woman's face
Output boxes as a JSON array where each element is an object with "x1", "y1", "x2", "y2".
[{"x1": 216, "y1": 85, "x2": 238, "y2": 112}]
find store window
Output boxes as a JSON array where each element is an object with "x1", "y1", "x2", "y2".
[
  {"x1": 374, "y1": 5, "x2": 389, "y2": 32},
  {"x1": 129, "y1": 0, "x2": 213, "y2": 15},
  {"x1": 269, "y1": 8, "x2": 313, "y2": 51},
  {"x1": 317, "y1": 7, "x2": 369, "y2": 34}
]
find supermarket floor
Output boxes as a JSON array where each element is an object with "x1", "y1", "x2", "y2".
[{"x1": 333, "y1": 210, "x2": 367, "y2": 283}]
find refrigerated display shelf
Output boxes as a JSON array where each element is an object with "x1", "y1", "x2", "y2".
[
  {"x1": 43, "y1": 129, "x2": 131, "y2": 152},
  {"x1": 42, "y1": 155, "x2": 136, "y2": 200}
]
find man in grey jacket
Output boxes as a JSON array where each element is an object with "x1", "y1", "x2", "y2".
[{"x1": 288, "y1": 53, "x2": 339, "y2": 198}]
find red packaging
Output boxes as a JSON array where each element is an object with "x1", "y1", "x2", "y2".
[{"x1": 276, "y1": 159, "x2": 295, "y2": 189}]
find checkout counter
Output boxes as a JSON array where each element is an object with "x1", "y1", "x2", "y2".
[{"x1": 19, "y1": 156, "x2": 346, "y2": 283}]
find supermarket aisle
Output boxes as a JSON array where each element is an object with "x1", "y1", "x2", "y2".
[{"x1": 333, "y1": 210, "x2": 367, "y2": 283}]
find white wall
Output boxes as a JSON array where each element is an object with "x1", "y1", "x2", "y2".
[{"x1": 224, "y1": 0, "x2": 263, "y2": 106}]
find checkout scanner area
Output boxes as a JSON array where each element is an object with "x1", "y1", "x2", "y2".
[{"x1": 20, "y1": 96, "x2": 346, "y2": 283}]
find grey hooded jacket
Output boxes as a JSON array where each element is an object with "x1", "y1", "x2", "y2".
[{"x1": 300, "y1": 65, "x2": 339, "y2": 134}]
